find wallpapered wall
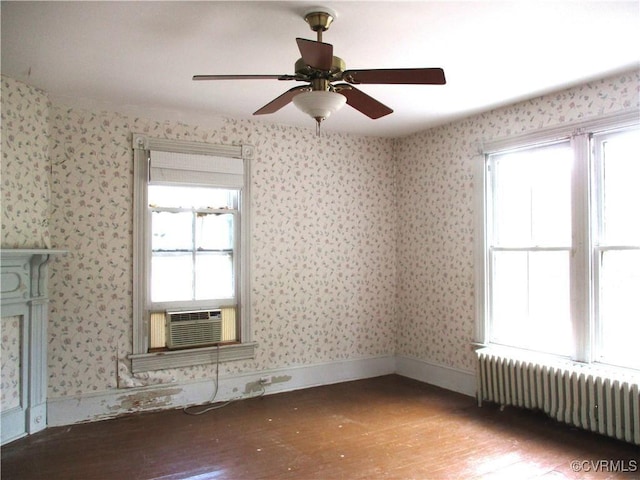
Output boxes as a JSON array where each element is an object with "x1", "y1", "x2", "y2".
[
  {"x1": 46, "y1": 103, "x2": 397, "y2": 396},
  {"x1": 395, "y1": 70, "x2": 640, "y2": 373},
  {"x1": 1, "y1": 76, "x2": 51, "y2": 248},
  {"x1": 2, "y1": 70, "x2": 638, "y2": 402},
  {"x1": 1, "y1": 76, "x2": 51, "y2": 411}
]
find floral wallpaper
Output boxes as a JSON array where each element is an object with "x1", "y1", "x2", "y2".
[
  {"x1": 1, "y1": 316, "x2": 22, "y2": 412},
  {"x1": 46, "y1": 106, "x2": 397, "y2": 396},
  {"x1": 2, "y1": 69, "x2": 638, "y2": 404},
  {"x1": 1, "y1": 75, "x2": 51, "y2": 248},
  {"x1": 395, "y1": 70, "x2": 640, "y2": 372}
]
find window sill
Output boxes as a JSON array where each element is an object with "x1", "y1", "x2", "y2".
[
  {"x1": 129, "y1": 342, "x2": 257, "y2": 373},
  {"x1": 476, "y1": 344, "x2": 640, "y2": 383}
]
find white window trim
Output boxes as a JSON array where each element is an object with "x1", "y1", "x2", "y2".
[
  {"x1": 474, "y1": 108, "x2": 640, "y2": 363},
  {"x1": 129, "y1": 134, "x2": 256, "y2": 373}
]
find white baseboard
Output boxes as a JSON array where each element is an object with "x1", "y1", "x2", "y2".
[
  {"x1": 47, "y1": 355, "x2": 396, "y2": 427},
  {"x1": 48, "y1": 355, "x2": 477, "y2": 427},
  {"x1": 1, "y1": 407, "x2": 27, "y2": 445},
  {"x1": 395, "y1": 355, "x2": 477, "y2": 397}
]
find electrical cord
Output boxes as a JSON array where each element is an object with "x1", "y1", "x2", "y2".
[{"x1": 183, "y1": 345, "x2": 266, "y2": 416}]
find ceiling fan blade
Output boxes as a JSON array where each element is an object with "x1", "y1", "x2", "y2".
[
  {"x1": 193, "y1": 74, "x2": 297, "y2": 81},
  {"x1": 334, "y1": 84, "x2": 393, "y2": 119},
  {"x1": 253, "y1": 85, "x2": 309, "y2": 115},
  {"x1": 296, "y1": 38, "x2": 333, "y2": 70},
  {"x1": 342, "y1": 68, "x2": 446, "y2": 85}
]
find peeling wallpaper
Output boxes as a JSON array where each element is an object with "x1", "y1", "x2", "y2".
[
  {"x1": 395, "y1": 70, "x2": 640, "y2": 372},
  {"x1": 1, "y1": 70, "x2": 638, "y2": 402},
  {"x1": 1, "y1": 76, "x2": 51, "y2": 248}
]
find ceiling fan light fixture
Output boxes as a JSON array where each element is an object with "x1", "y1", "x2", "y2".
[{"x1": 293, "y1": 90, "x2": 346, "y2": 123}]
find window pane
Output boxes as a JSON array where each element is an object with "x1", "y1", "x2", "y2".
[
  {"x1": 196, "y1": 213, "x2": 234, "y2": 251},
  {"x1": 149, "y1": 185, "x2": 237, "y2": 209},
  {"x1": 491, "y1": 250, "x2": 572, "y2": 356},
  {"x1": 149, "y1": 185, "x2": 239, "y2": 304},
  {"x1": 151, "y1": 253, "x2": 193, "y2": 302},
  {"x1": 600, "y1": 130, "x2": 640, "y2": 245},
  {"x1": 152, "y1": 211, "x2": 192, "y2": 251},
  {"x1": 195, "y1": 253, "x2": 234, "y2": 300},
  {"x1": 599, "y1": 250, "x2": 640, "y2": 370},
  {"x1": 492, "y1": 143, "x2": 572, "y2": 247}
]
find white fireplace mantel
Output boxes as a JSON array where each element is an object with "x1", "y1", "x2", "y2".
[{"x1": 1, "y1": 248, "x2": 65, "y2": 444}]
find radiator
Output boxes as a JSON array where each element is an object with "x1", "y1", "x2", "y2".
[{"x1": 476, "y1": 348, "x2": 640, "y2": 445}]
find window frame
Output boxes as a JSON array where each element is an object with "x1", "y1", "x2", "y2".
[
  {"x1": 130, "y1": 134, "x2": 256, "y2": 373},
  {"x1": 475, "y1": 109, "x2": 640, "y2": 368}
]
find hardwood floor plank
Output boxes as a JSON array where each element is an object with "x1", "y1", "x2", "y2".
[{"x1": 2, "y1": 375, "x2": 638, "y2": 480}]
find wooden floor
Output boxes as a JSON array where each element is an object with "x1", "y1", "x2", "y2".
[{"x1": 2, "y1": 375, "x2": 638, "y2": 480}]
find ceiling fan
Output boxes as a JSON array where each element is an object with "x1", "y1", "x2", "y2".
[{"x1": 193, "y1": 8, "x2": 446, "y2": 133}]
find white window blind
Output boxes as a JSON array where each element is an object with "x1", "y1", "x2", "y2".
[{"x1": 149, "y1": 151, "x2": 244, "y2": 188}]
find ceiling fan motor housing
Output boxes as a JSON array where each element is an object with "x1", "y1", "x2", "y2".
[
  {"x1": 294, "y1": 56, "x2": 346, "y2": 87},
  {"x1": 304, "y1": 11, "x2": 334, "y2": 32}
]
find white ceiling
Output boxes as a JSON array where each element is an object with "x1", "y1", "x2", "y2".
[{"x1": 2, "y1": 1, "x2": 639, "y2": 137}]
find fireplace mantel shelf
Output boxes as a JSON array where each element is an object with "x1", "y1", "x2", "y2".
[{"x1": 1, "y1": 248, "x2": 67, "y2": 256}]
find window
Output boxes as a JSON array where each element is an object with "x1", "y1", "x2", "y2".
[
  {"x1": 592, "y1": 128, "x2": 640, "y2": 369},
  {"x1": 477, "y1": 114, "x2": 639, "y2": 371},
  {"x1": 487, "y1": 141, "x2": 574, "y2": 357},
  {"x1": 130, "y1": 135, "x2": 255, "y2": 373}
]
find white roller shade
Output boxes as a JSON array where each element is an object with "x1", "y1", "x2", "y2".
[{"x1": 149, "y1": 151, "x2": 244, "y2": 188}]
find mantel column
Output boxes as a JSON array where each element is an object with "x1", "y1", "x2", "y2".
[{"x1": 26, "y1": 254, "x2": 52, "y2": 433}]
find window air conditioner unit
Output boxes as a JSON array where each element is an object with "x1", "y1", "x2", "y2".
[{"x1": 166, "y1": 310, "x2": 222, "y2": 349}]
